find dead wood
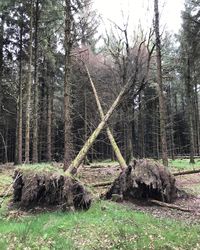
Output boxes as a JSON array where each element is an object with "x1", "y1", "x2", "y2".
[
  {"x1": 67, "y1": 40, "x2": 148, "y2": 175},
  {"x1": 12, "y1": 168, "x2": 91, "y2": 210},
  {"x1": 173, "y1": 169, "x2": 200, "y2": 176},
  {"x1": 91, "y1": 181, "x2": 113, "y2": 187},
  {"x1": 85, "y1": 65, "x2": 127, "y2": 170},
  {"x1": 149, "y1": 199, "x2": 193, "y2": 212},
  {"x1": 105, "y1": 159, "x2": 177, "y2": 203}
]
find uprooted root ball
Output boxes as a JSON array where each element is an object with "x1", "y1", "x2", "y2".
[
  {"x1": 13, "y1": 167, "x2": 91, "y2": 211},
  {"x1": 105, "y1": 159, "x2": 177, "y2": 203}
]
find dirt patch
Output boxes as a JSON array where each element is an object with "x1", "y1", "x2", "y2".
[{"x1": 121, "y1": 196, "x2": 200, "y2": 224}]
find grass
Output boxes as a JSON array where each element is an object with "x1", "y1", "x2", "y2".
[
  {"x1": 0, "y1": 200, "x2": 200, "y2": 250},
  {"x1": 1, "y1": 160, "x2": 200, "y2": 249},
  {"x1": 16, "y1": 163, "x2": 64, "y2": 174},
  {"x1": 169, "y1": 158, "x2": 200, "y2": 171},
  {"x1": 0, "y1": 172, "x2": 13, "y2": 196}
]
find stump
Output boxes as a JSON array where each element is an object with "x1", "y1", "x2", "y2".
[
  {"x1": 105, "y1": 159, "x2": 177, "y2": 203},
  {"x1": 13, "y1": 166, "x2": 91, "y2": 210}
]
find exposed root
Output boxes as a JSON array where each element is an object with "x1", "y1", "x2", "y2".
[
  {"x1": 13, "y1": 169, "x2": 91, "y2": 211},
  {"x1": 105, "y1": 159, "x2": 177, "y2": 203}
]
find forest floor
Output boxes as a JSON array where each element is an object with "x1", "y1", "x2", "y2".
[{"x1": 0, "y1": 159, "x2": 200, "y2": 249}]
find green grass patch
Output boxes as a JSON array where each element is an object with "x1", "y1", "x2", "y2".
[
  {"x1": 169, "y1": 158, "x2": 200, "y2": 171},
  {"x1": 0, "y1": 201, "x2": 200, "y2": 249},
  {"x1": 16, "y1": 163, "x2": 64, "y2": 174},
  {"x1": 0, "y1": 173, "x2": 12, "y2": 195}
]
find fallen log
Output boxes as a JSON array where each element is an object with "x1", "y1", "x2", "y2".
[
  {"x1": 91, "y1": 181, "x2": 113, "y2": 187},
  {"x1": 149, "y1": 199, "x2": 193, "y2": 212},
  {"x1": 173, "y1": 169, "x2": 200, "y2": 176}
]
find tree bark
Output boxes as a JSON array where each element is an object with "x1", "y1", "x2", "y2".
[
  {"x1": 47, "y1": 69, "x2": 53, "y2": 162},
  {"x1": 0, "y1": 15, "x2": 4, "y2": 119},
  {"x1": 25, "y1": 0, "x2": 33, "y2": 163},
  {"x1": 32, "y1": 0, "x2": 39, "y2": 163},
  {"x1": 85, "y1": 65, "x2": 127, "y2": 169},
  {"x1": 64, "y1": 0, "x2": 73, "y2": 170},
  {"x1": 154, "y1": 0, "x2": 168, "y2": 166},
  {"x1": 194, "y1": 80, "x2": 200, "y2": 155},
  {"x1": 18, "y1": 15, "x2": 23, "y2": 164},
  {"x1": 185, "y1": 57, "x2": 195, "y2": 164},
  {"x1": 149, "y1": 199, "x2": 193, "y2": 212}
]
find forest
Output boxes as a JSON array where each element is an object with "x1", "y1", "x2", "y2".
[
  {"x1": 0, "y1": 0, "x2": 200, "y2": 249},
  {"x1": 0, "y1": 0, "x2": 199, "y2": 167}
]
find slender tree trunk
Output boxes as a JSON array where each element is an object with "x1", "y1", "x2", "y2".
[
  {"x1": 64, "y1": 0, "x2": 73, "y2": 170},
  {"x1": 47, "y1": 72, "x2": 53, "y2": 162},
  {"x1": 0, "y1": 132, "x2": 8, "y2": 163},
  {"x1": 85, "y1": 65, "x2": 127, "y2": 169},
  {"x1": 17, "y1": 17, "x2": 23, "y2": 165},
  {"x1": 0, "y1": 15, "x2": 4, "y2": 119},
  {"x1": 138, "y1": 92, "x2": 145, "y2": 158},
  {"x1": 25, "y1": 0, "x2": 33, "y2": 163},
  {"x1": 194, "y1": 81, "x2": 200, "y2": 155},
  {"x1": 126, "y1": 110, "x2": 134, "y2": 163},
  {"x1": 169, "y1": 84, "x2": 175, "y2": 160},
  {"x1": 67, "y1": 74, "x2": 138, "y2": 173},
  {"x1": 32, "y1": 0, "x2": 39, "y2": 163},
  {"x1": 154, "y1": 0, "x2": 168, "y2": 166},
  {"x1": 185, "y1": 57, "x2": 195, "y2": 163},
  {"x1": 0, "y1": 16, "x2": 4, "y2": 163},
  {"x1": 67, "y1": 39, "x2": 151, "y2": 174}
]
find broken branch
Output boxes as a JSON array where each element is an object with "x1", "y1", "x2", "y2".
[{"x1": 149, "y1": 199, "x2": 193, "y2": 212}]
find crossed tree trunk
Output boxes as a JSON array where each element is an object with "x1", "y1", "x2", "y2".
[
  {"x1": 67, "y1": 39, "x2": 153, "y2": 175},
  {"x1": 85, "y1": 65, "x2": 127, "y2": 170}
]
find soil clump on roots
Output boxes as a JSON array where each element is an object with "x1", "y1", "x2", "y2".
[
  {"x1": 12, "y1": 166, "x2": 91, "y2": 211},
  {"x1": 105, "y1": 159, "x2": 177, "y2": 203}
]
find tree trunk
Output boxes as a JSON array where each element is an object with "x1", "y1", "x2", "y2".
[
  {"x1": 185, "y1": 57, "x2": 195, "y2": 164},
  {"x1": 67, "y1": 39, "x2": 152, "y2": 174},
  {"x1": 18, "y1": 17, "x2": 23, "y2": 164},
  {"x1": 47, "y1": 70, "x2": 53, "y2": 162},
  {"x1": 67, "y1": 73, "x2": 138, "y2": 174},
  {"x1": 169, "y1": 84, "x2": 175, "y2": 160},
  {"x1": 64, "y1": 0, "x2": 73, "y2": 170},
  {"x1": 32, "y1": 0, "x2": 39, "y2": 163},
  {"x1": 0, "y1": 15, "x2": 4, "y2": 114},
  {"x1": 0, "y1": 132, "x2": 8, "y2": 163},
  {"x1": 138, "y1": 91, "x2": 145, "y2": 158},
  {"x1": 25, "y1": 0, "x2": 33, "y2": 163},
  {"x1": 85, "y1": 65, "x2": 127, "y2": 169},
  {"x1": 154, "y1": 0, "x2": 168, "y2": 166},
  {"x1": 194, "y1": 81, "x2": 200, "y2": 155}
]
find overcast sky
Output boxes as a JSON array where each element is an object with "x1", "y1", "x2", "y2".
[{"x1": 94, "y1": 0, "x2": 185, "y2": 35}]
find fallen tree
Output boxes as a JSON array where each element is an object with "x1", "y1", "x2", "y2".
[
  {"x1": 67, "y1": 35, "x2": 154, "y2": 174},
  {"x1": 12, "y1": 166, "x2": 91, "y2": 210},
  {"x1": 85, "y1": 65, "x2": 127, "y2": 170},
  {"x1": 149, "y1": 199, "x2": 193, "y2": 212},
  {"x1": 173, "y1": 168, "x2": 200, "y2": 176},
  {"x1": 105, "y1": 159, "x2": 177, "y2": 203}
]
